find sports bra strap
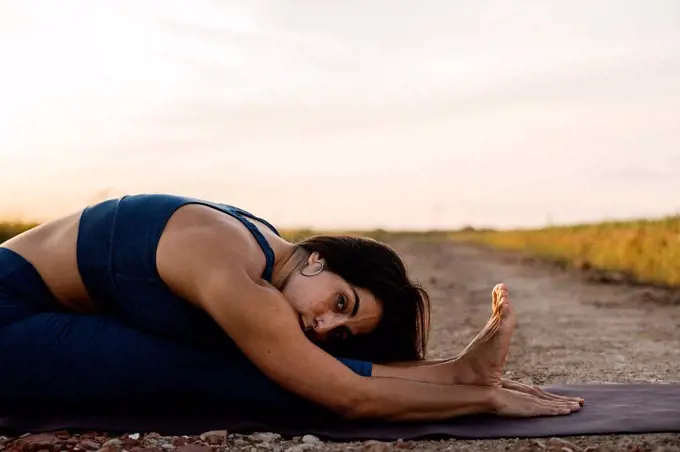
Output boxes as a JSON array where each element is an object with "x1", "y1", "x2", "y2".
[
  {"x1": 219, "y1": 204, "x2": 281, "y2": 237},
  {"x1": 197, "y1": 203, "x2": 276, "y2": 283}
]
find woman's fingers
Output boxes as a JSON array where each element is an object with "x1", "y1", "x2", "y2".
[
  {"x1": 529, "y1": 385, "x2": 585, "y2": 406},
  {"x1": 495, "y1": 388, "x2": 581, "y2": 417},
  {"x1": 502, "y1": 379, "x2": 585, "y2": 405},
  {"x1": 534, "y1": 387, "x2": 585, "y2": 405},
  {"x1": 538, "y1": 397, "x2": 581, "y2": 415}
]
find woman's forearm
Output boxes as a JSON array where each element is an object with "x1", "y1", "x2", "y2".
[{"x1": 351, "y1": 377, "x2": 496, "y2": 421}]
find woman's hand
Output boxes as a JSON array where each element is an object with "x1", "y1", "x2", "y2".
[
  {"x1": 501, "y1": 378, "x2": 584, "y2": 406},
  {"x1": 491, "y1": 387, "x2": 582, "y2": 417}
]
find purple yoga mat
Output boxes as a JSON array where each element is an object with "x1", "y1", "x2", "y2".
[{"x1": 1, "y1": 384, "x2": 679, "y2": 440}]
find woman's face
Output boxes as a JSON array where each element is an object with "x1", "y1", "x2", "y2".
[{"x1": 281, "y1": 253, "x2": 383, "y2": 342}]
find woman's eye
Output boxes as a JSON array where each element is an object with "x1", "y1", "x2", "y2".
[{"x1": 336, "y1": 295, "x2": 347, "y2": 311}]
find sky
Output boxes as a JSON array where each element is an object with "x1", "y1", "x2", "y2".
[{"x1": 1, "y1": 0, "x2": 679, "y2": 230}]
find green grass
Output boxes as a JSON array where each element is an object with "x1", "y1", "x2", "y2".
[{"x1": 449, "y1": 216, "x2": 680, "y2": 288}]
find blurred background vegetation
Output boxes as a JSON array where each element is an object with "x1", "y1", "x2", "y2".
[{"x1": 4, "y1": 216, "x2": 678, "y2": 288}]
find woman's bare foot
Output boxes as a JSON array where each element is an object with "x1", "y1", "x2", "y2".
[{"x1": 450, "y1": 283, "x2": 516, "y2": 387}]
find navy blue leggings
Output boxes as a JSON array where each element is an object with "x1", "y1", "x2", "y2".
[{"x1": 0, "y1": 195, "x2": 372, "y2": 414}]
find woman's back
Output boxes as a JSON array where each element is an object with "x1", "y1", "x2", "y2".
[
  {"x1": 1, "y1": 209, "x2": 90, "y2": 312},
  {"x1": 0, "y1": 194, "x2": 283, "y2": 315}
]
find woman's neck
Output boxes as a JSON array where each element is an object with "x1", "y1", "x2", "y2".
[{"x1": 270, "y1": 243, "x2": 308, "y2": 290}]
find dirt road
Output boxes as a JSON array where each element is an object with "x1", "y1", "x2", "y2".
[
  {"x1": 3, "y1": 240, "x2": 679, "y2": 452},
  {"x1": 389, "y1": 239, "x2": 680, "y2": 451}
]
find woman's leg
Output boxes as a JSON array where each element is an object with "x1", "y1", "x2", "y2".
[
  {"x1": 0, "y1": 311, "x2": 365, "y2": 414},
  {"x1": 371, "y1": 285, "x2": 582, "y2": 405},
  {"x1": 0, "y1": 312, "x2": 584, "y2": 422},
  {"x1": 369, "y1": 284, "x2": 508, "y2": 385}
]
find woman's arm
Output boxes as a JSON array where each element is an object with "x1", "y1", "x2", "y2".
[
  {"x1": 160, "y1": 220, "x2": 579, "y2": 420},
  {"x1": 198, "y1": 273, "x2": 579, "y2": 420},
  {"x1": 197, "y1": 263, "x2": 496, "y2": 420},
  {"x1": 158, "y1": 221, "x2": 496, "y2": 421}
]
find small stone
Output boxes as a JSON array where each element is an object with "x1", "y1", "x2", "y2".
[
  {"x1": 77, "y1": 440, "x2": 101, "y2": 451},
  {"x1": 395, "y1": 439, "x2": 411, "y2": 449},
  {"x1": 10, "y1": 433, "x2": 62, "y2": 452},
  {"x1": 199, "y1": 431, "x2": 225, "y2": 446},
  {"x1": 285, "y1": 445, "x2": 316, "y2": 452},
  {"x1": 200, "y1": 430, "x2": 227, "y2": 445},
  {"x1": 127, "y1": 435, "x2": 140, "y2": 442},
  {"x1": 233, "y1": 439, "x2": 248, "y2": 446},
  {"x1": 175, "y1": 446, "x2": 211, "y2": 452},
  {"x1": 144, "y1": 435, "x2": 161, "y2": 441},
  {"x1": 160, "y1": 445, "x2": 174, "y2": 450},
  {"x1": 102, "y1": 440, "x2": 122, "y2": 448},
  {"x1": 547, "y1": 438, "x2": 581, "y2": 452},
  {"x1": 167, "y1": 438, "x2": 185, "y2": 448},
  {"x1": 250, "y1": 433, "x2": 281, "y2": 443},
  {"x1": 120, "y1": 438, "x2": 141, "y2": 449},
  {"x1": 301, "y1": 435, "x2": 320, "y2": 444},
  {"x1": 362, "y1": 441, "x2": 393, "y2": 452},
  {"x1": 97, "y1": 447, "x2": 121, "y2": 452},
  {"x1": 532, "y1": 439, "x2": 547, "y2": 449}
]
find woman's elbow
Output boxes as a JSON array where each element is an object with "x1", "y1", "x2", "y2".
[
  {"x1": 329, "y1": 386, "x2": 378, "y2": 420},
  {"x1": 332, "y1": 399, "x2": 372, "y2": 420}
]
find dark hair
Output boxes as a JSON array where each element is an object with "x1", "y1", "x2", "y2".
[{"x1": 295, "y1": 235, "x2": 431, "y2": 363}]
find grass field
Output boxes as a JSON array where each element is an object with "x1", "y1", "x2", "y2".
[
  {"x1": 2, "y1": 215, "x2": 679, "y2": 288},
  {"x1": 0, "y1": 222, "x2": 38, "y2": 245},
  {"x1": 449, "y1": 216, "x2": 680, "y2": 288}
]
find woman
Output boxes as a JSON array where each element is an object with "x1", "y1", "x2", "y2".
[{"x1": 0, "y1": 193, "x2": 582, "y2": 421}]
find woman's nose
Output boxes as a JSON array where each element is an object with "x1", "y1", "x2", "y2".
[{"x1": 313, "y1": 312, "x2": 344, "y2": 334}]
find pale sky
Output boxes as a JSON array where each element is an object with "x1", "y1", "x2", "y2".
[{"x1": 1, "y1": 0, "x2": 679, "y2": 229}]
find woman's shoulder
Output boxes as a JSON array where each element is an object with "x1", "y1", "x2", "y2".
[{"x1": 156, "y1": 203, "x2": 273, "y2": 299}]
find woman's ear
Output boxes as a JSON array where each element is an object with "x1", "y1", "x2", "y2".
[
  {"x1": 307, "y1": 251, "x2": 322, "y2": 264},
  {"x1": 301, "y1": 252, "x2": 325, "y2": 276}
]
